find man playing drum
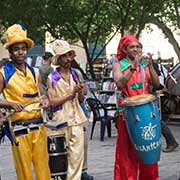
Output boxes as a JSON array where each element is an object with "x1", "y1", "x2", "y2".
[
  {"x1": 0, "y1": 24, "x2": 51, "y2": 180},
  {"x1": 113, "y1": 35, "x2": 160, "y2": 180}
]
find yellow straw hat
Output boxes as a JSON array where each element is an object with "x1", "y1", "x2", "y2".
[
  {"x1": 4, "y1": 24, "x2": 34, "y2": 50},
  {"x1": 52, "y1": 39, "x2": 75, "y2": 66}
]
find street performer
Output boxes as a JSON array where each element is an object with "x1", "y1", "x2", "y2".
[
  {"x1": 0, "y1": 23, "x2": 51, "y2": 180},
  {"x1": 48, "y1": 39, "x2": 87, "y2": 180},
  {"x1": 113, "y1": 34, "x2": 160, "y2": 180}
]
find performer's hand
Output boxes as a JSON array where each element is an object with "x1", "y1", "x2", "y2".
[
  {"x1": 68, "y1": 88, "x2": 77, "y2": 101},
  {"x1": 10, "y1": 102, "x2": 24, "y2": 112},
  {"x1": 77, "y1": 83, "x2": 84, "y2": 93},
  {"x1": 68, "y1": 83, "x2": 84, "y2": 101},
  {"x1": 134, "y1": 51, "x2": 142, "y2": 66},
  {"x1": 144, "y1": 52, "x2": 153, "y2": 66},
  {"x1": 40, "y1": 96, "x2": 50, "y2": 108},
  {"x1": 72, "y1": 84, "x2": 83, "y2": 95},
  {"x1": 131, "y1": 58, "x2": 138, "y2": 69}
]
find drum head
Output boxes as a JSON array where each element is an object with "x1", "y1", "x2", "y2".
[{"x1": 123, "y1": 94, "x2": 156, "y2": 106}]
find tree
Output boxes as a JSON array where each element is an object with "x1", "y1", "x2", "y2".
[
  {"x1": 0, "y1": 0, "x2": 47, "y2": 44},
  {"x1": 148, "y1": 0, "x2": 180, "y2": 60},
  {"x1": 43, "y1": 0, "x2": 168, "y2": 78},
  {"x1": 1, "y1": 0, "x2": 180, "y2": 78},
  {"x1": 0, "y1": 0, "x2": 121, "y2": 79},
  {"x1": 112, "y1": 0, "x2": 180, "y2": 60},
  {"x1": 44, "y1": 0, "x2": 122, "y2": 79}
]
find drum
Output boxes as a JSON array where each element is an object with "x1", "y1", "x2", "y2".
[
  {"x1": 166, "y1": 62, "x2": 180, "y2": 95},
  {"x1": 48, "y1": 134, "x2": 68, "y2": 180},
  {"x1": 123, "y1": 94, "x2": 161, "y2": 164}
]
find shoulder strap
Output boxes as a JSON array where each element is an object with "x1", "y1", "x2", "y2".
[{"x1": 140, "y1": 64, "x2": 145, "y2": 94}]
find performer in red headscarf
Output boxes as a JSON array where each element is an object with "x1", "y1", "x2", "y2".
[{"x1": 113, "y1": 34, "x2": 160, "y2": 180}]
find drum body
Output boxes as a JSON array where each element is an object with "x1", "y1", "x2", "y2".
[
  {"x1": 123, "y1": 94, "x2": 161, "y2": 164},
  {"x1": 166, "y1": 62, "x2": 180, "y2": 95},
  {"x1": 48, "y1": 134, "x2": 68, "y2": 180}
]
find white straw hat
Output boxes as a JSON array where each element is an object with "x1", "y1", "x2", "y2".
[{"x1": 52, "y1": 39, "x2": 75, "y2": 66}]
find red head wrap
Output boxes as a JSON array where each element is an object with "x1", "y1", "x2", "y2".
[{"x1": 117, "y1": 34, "x2": 142, "y2": 61}]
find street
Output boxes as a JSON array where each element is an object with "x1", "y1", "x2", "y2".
[{"x1": 0, "y1": 122, "x2": 180, "y2": 180}]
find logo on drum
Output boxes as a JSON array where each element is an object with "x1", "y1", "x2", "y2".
[{"x1": 141, "y1": 123, "x2": 157, "y2": 140}]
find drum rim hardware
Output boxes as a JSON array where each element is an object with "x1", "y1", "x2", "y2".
[
  {"x1": 49, "y1": 152, "x2": 67, "y2": 156},
  {"x1": 123, "y1": 94, "x2": 156, "y2": 107},
  {"x1": 51, "y1": 171, "x2": 68, "y2": 176}
]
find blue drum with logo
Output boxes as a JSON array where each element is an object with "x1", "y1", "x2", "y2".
[{"x1": 123, "y1": 94, "x2": 161, "y2": 164}]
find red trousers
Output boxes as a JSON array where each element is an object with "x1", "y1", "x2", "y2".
[{"x1": 114, "y1": 115, "x2": 159, "y2": 180}]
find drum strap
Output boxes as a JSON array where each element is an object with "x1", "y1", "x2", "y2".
[{"x1": 140, "y1": 65, "x2": 145, "y2": 94}]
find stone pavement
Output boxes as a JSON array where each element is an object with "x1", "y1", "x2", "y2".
[{"x1": 0, "y1": 122, "x2": 180, "y2": 180}]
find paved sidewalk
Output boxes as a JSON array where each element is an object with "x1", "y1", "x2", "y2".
[
  {"x1": 87, "y1": 122, "x2": 180, "y2": 180},
  {"x1": 0, "y1": 122, "x2": 180, "y2": 180}
]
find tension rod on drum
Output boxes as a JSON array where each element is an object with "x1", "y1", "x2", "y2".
[
  {"x1": 150, "y1": 102, "x2": 156, "y2": 118},
  {"x1": 151, "y1": 112, "x2": 155, "y2": 118},
  {"x1": 135, "y1": 115, "x2": 140, "y2": 122},
  {"x1": 132, "y1": 108, "x2": 140, "y2": 121}
]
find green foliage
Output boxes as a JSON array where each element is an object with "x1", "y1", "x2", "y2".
[
  {"x1": 0, "y1": 0, "x2": 47, "y2": 44},
  {"x1": 0, "y1": 0, "x2": 166, "y2": 49},
  {"x1": 1, "y1": 0, "x2": 180, "y2": 77}
]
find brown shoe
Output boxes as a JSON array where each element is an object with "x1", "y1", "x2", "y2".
[{"x1": 163, "y1": 143, "x2": 179, "y2": 153}]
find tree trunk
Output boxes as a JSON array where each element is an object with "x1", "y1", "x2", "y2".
[
  {"x1": 151, "y1": 18, "x2": 180, "y2": 60},
  {"x1": 81, "y1": 39, "x2": 96, "y2": 80}
]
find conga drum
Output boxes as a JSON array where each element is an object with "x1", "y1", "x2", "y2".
[
  {"x1": 48, "y1": 134, "x2": 68, "y2": 180},
  {"x1": 123, "y1": 94, "x2": 161, "y2": 164}
]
